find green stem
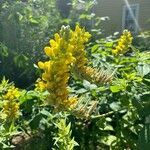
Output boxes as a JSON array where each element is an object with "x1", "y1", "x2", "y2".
[
  {"x1": 91, "y1": 111, "x2": 114, "y2": 119},
  {"x1": 91, "y1": 108, "x2": 127, "y2": 120}
]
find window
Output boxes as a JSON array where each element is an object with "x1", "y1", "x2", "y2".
[{"x1": 122, "y1": 4, "x2": 139, "y2": 33}]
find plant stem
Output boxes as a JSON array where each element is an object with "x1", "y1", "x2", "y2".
[{"x1": 91, "y1": 108, "x2": 127, "y2": 120}]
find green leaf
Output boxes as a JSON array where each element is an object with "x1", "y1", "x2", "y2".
[
  {"x1": 141, "y1": 103, "x2": 150, "y2": 117},
  {"x1": 91, "y1": 44, "x2": 99, "y2": 52},
  {"x1": 139, "y1": 124, "x2": 150, "y2": 150},
  {"x1": 137, "y1": 63, "x2": 150, "y2": 76},
  {"x1": 110, "y1": 85, "x2": 122, "y2": 93},
  {"x1": 132, "y1": 98, "x2": 143, "y2": 114},
  {"x1": 104, "y1": 125, "x2": 114, "y2": 131},
  {"x1": 29, "y1": 113, "x2": 43, "y2": 130},
  {"x1": 110, "y1": 102, "x2": 121, "y2": 111},
  {"x1": 0, "y1": 43, "x2": 9, "y2": 57},
  {"x1": 101, "y1": 135, "x2": 117, "y2": 146},
  {"x1": 104, "y1": 42, "x2": 113, "y2": 47},
  {"x1": 140, "y1": 92, "x2": 150, "y2": 102},
  {"x1": 29, "y1": 18, "x2": 39, "y2": 24},
  {"x1": 76, "y1": 88, "x2": 87, "y2": 94},
  {"x1": 83, "y1": 80, "x2": 97, "y2": 90}
]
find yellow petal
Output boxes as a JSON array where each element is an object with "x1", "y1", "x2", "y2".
[
  {"x1": 50, "y1": 39, "x2": 57, "y2": 47},
  {"x1": 38, "y1": 61, "x2": 44, "y2": 69},
  {"x1": 44, "y1": 47, "x2": 54, "y2": 57},
  {"x1": 54, "y1": 33, "x2": 60, "y2": 42}
]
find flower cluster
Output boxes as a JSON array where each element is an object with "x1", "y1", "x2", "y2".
[
  {"x1": 38, "y1": 26, "x2": 77, "y2": 110},
  {"x1": 112, "y1": 30, "x2": 133, "y2": 55},
  {"x1": 38, "y1": 25, "x2": 113, "y2": 111},
  {"x1": 70, "y1": 25, "x2": 112, "y2": 85},
  {"x1": 35, "y1": 78, "x2": 47, "y2": 92},
  {"x1": 2, "y1": 86, "x2": 20, "y2": 121},
  {"x1": 70, "y1": 24, "x2": 91, "y2": 71}
]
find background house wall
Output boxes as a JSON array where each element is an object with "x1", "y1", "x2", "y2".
[{"x1": 94, "y1": 0, "x2": 150, "y2": 35}]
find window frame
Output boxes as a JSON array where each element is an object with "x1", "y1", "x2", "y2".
[{"x1": 122, "y1": 3, "x2": 140, "y2": 33}]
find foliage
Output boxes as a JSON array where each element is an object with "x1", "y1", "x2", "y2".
[
  {"x1": 53, "y1": 118, "x2": 78, "y2": 150},
  {"x1": 0, "y1": 21, "x2": 150, "y2": 150},
  {"x1": 0, "y1": 42, "x2": 37, "y2": 88},
  {"x1": 134, "y1": 31, "x2": 150, "y2": 52},
  {"x1": 0, "y1": 0, "x2": 102, "y2": 88},
  {"x1": 56, "y1": 0, "x2": 102, "y2": 38},
  {"x1": 0, "y1": 0, "x2": 61, "y2": 87}
]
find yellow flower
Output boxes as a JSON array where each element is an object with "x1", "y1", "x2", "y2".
[
  {"x1": 3, "y1": 101, "x2": 19, "y2": 120},
  {"x1": 38, "y1": 61, "x2": 45, "y2": 69},
  {"x1": 50, "y1": 39, "x2": 57, "y2": 48},
  {"x1": 38, "y1": 26, "x2": 77, "y2": 110},
  {"x1": 112, "y1": 30, "x2": 133, "y2": 55},
  {"x1": 70, "y1": 25, "x2": 91, "y2": 70},
  {"x1": 54, "y1": 33, "x2": 60, "y2": 43},
  {"x1": 35, "y1": 79, "x2": 47, "y2": 91},
  {"x1": 44, "y1": 47, "x2": 55, "y2": 57},
  {"x1": 69, "y1": 25, "x2": 111, "y2": 85},
  {"x1": 4, "y1": 86, "x2": 20, "y2": 100},
  {"x1": 2, "y1": 86, "x2": 20, "y2": 120},
  {"x1": 67, "y1": 97, "x2": 78, "y2": 109}
]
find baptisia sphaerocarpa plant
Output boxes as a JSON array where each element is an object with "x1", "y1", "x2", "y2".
[
  {"x1": 0, "y1": 24, "x2": 150, "y2": 150},
  {"x1": 37, "y1": 25, "x2": 112, "y2": 111}
]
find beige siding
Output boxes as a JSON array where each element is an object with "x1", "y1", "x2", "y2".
[{"x1": 94, "y1": 0, "x2": 150, "y2": 35}]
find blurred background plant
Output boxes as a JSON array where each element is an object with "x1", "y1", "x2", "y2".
[
  {"x1": 134, "y1": 31, "x2": 150, "y2": 52},
  {"x1": 0, "y1": 0, "x2": 61, "y2": 88},
  {"x1": 0, "y1": 0, "x2": 101, "y2": 88}
]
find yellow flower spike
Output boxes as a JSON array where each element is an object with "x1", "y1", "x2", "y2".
[
  {"x1": 2, "y1": 86, "x2": 20, "y2": 120},
  {"x1": 4, "y1": 87, "x2": 21, "y2": 100},
  {"x1": 38, "y1": 26, "x2": 78, "y2": 110},
  {"x1": 38, "y1": 24, "x2": 111, "y2": 111},
  {"x1": 3, "y1": 101, "x2": 19, "y2": 119},
  {"x1": 112, "y1": 30, "x2": 133, "y2": 55},
  {"x1": 70, "y1": 25, "x2": 111, "y2": 86},
  {"x1": 70, "y1": 25, "x2": 91, "y2": 72}
]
